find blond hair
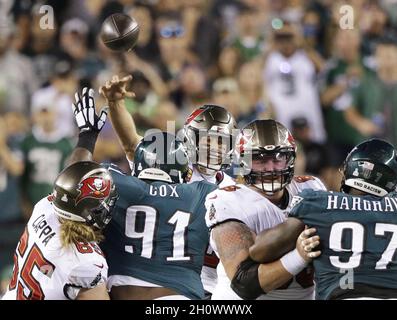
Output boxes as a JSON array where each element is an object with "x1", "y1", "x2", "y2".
[{"x1": 59, "y1": 218, "x2": 104, "y2": 248}]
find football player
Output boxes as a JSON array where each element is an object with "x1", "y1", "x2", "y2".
[
  {"x1": 205, "y1": 119, "x2": 326, "y2": 299},
  {"x1": 2, "y1": 160, "x2": 117, "y2": 300},
  {"x1": 69, "y1": 87, "x2": 217, "y2": 300},
  {"x1": 250, "y1": 138, "x2": 397, "y2": 300},
  {"x1": 99, "y1": 75, "x2": 238, "y2": 296}
]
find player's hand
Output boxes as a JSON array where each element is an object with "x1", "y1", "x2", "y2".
[
  {"x1": 73, "y1": 87, "x2": 108, "y2": 134},
  {"x1": 99, "y1": 75, "x2": 135, "y2": 103},
  {"x1": 296, "y1": 227, "x2": 321, "y2": 262}
]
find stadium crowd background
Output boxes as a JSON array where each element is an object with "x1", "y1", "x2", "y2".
[{"x1": 0, "y1": 0, "x2": 397, "y2": 296}]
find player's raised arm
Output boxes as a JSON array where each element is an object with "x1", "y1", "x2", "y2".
[
  {"x1": 68, "y1": 87, "x2": 108, "y2": 164},
  {"x1": 249, "y1": 218, "x2": 305, "y2": 263},
  {"x1": 99, "y1": 75, "x2": 143, "y2": 161}
]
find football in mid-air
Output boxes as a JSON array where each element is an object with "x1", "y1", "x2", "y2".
[{"x1": 100, "y1": 13, "x2": 139, "y2": 51}]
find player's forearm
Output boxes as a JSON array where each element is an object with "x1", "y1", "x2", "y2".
[
  {"x1": 249, "y1": 220, "x2": 304, "y2": 263},
  {"x1": 67, "y1": 147, "x2": 93, "y2": 165},
  {"x1": 249, "y1": 228, "x2": 295, "y2": 263},
  {"x1": 344, "y1": 107, "x2": 374, "y2": 135},
  {"x1": 258, "y1": 260, "x2": 293, "y2": 293},
  {"x1": 108, "y1": 99, "x2": 142, "y2": 161},
  {"x1": 0, "y1": 147, "x2": 24, "y2": 176},
  {"x1": 320, "y1": 84, "x2": 347, "y2": 106},
  {"x1": 76, "y1": 283, "x2": 110, "y2": 300},
  {"x1": 67, "y1": 130, "x2": 100, "y2": 165}
]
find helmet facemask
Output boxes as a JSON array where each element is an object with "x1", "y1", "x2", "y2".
[
  {"x1": 84, "y1": 187, "x2": 118, "y2": 229},
  {"x1": 243, "y1": 150, "x2": 295, "y2": 194},
  {"x1": 184, "y1": 127, "x2": 234, "y2": 175}
]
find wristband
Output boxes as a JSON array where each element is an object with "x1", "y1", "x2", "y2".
[
  {"x1": 280, "y1": 249, "x2": 308, "y2": 276},
  {"x1": 76, "y1": 130, "x2": 99, "y2": 154}
]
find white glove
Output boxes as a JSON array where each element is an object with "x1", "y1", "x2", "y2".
[{"x1": 73, "y1": 87, "x2": 108, "y2": 134}]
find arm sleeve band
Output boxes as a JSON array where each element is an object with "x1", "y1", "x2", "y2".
[
  {"x1": 76, "y1": 130, "x2": 99, "y2": 154},
  {"x1": 230, "y1": 256, "x2": 265, "y2": 300}
]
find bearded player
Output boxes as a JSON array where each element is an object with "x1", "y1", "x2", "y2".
[{"x1": 205, "y1": 119, "x2": 326, "y2": 299}]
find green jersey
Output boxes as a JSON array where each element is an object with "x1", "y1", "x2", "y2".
[
  {"x1": 21, "y1": 132, "x2": 73, "y2": 205},
  {"x1": 289, "y1": 189, "x2": 397, "y2": 299},
  {"x1": 102, "y1": 165, "x2": 217, "y2": 299},
  {"x1": 0, "y1": 137, "x2": 23, "y2": 222}
]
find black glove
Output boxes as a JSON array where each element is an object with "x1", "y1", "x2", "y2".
[{"x1": 73, "y1": 87, "x2": 108, "y2": 134}]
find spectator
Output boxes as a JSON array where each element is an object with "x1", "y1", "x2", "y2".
[
  {"x1": 216, "y1": 45, "x2": 242, "y2": 79},
  {"x1": 209, "y1": 0, "x2": 246, "y2": 42},
  {"x1": 20, "y1": 97, "x2": 73, "y2": 217},
  {"x1": 0, "y1": 115, "x2": 24, "y2": 223},
  {"x1": 60, "y1": 18, "x2": 104, "y2": 80},
  {"x1": 301, "y1": 8, "x2": 326, "y2": 59},
  {"x1": 127, "y1": 3, "x2": 161, "y2": 64},
  {"x1": 32, "y1": 59, "x2": 78, "y2": 138},
  {"x1": 122, "y1": 70, "x2": 164, "y2": 134},
  {"x1": 232, "y1": 5, "x2": 265, "y2": 62},
  {"x1": 0, "y1": 21, "x2": 37, "y2": 114},
  {"x1": 263, "y1": 21, "x2": 326, "y2": 143},
  {"x1": 22, "y1": 5, "x2": 61, "y2": 87},
  {"x1": 155, "y1": 13, "x2": 196, "y2": 105},
  {"x1": 183, "y1": 0, "x2": 221, "y2": 70},
  {"x1": 177, "y1": 64, "x2": 209, "y2": 111},
  {"x1": 236, "y1": 60, "x2": 273, "y2": 127},
  {"x1": 291, "y1": 117, "x2": 331, "y2": 185},
  {"x1": 343, "y1": 41, "x2": 397, "y2": 147},
  {"x1": 211, "y1": 77, "x2": 241, "y2": 122},
  {"x1": 321, "y1": 29, "x2": 368, "y2": 166},
  {"x1": 360, "y1": 1, "x2": 394, "y2": 57}
]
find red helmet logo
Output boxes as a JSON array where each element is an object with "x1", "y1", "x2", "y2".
[
  {"x1": 287, "y1": 132, "x2": 296, "y2": 149},
  {"x1": 238, "y1": 130, "x2": 253, "y2": 154},
  {"x1": 75, "y1": 176, "x2": 111, "y2": 205},
  {"x1": 185, "y1": 108, "x2": 205, "y2": 125}
]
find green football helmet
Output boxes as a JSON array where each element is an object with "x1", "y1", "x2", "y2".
[
  {"x1": 341, "y1": 138, "x2": 397, "y2": 196},
  {"x1": 132, "y1": 131, "x2": 191, "y2": 184}
]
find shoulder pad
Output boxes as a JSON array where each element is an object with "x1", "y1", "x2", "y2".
[
  {"x1": 205, "y1": 186, "x2": 248, "y2": 228},
  {"x1": 294, "y1": 175, "x2": 315, "y2": 183}
]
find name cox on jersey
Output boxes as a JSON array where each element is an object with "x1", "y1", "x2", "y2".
[
  {"x1": 149, "y1": 185, "x2": 179, "y2": 198},
  {"x1": 32, "y1": 214, "x2": 56, "y2": 246}
]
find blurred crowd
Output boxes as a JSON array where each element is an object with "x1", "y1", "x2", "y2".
[{"x1": 0, "y1": 0, "x2": 397, "y2": 295}]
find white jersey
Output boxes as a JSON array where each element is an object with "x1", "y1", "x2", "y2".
[
  {"x1": 284, "y1": 176, "x2": 327, "y2": 213},
  {"x1": 2, "y1": 197, "x2": 108, "y2": 300},
  {"x1": 189, "y1": 165, "x2": 235, "y2": 294},
  {"x1": 264, "y1": 50, "x2": 326, "y2": 143},
  {"x1": 205, "y1": 176, "x2": 326, "y2": 300}
]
